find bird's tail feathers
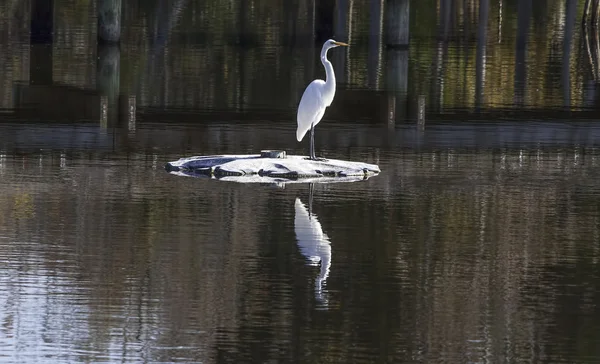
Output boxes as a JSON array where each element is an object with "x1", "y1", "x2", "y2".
[{"x1": 296, "y1": 124, "x2": 310, "y2": 142}]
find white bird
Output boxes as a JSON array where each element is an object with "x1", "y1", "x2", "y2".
[
  {"x1": 297, "y1": 39, "x2": 349, "y2": 160},
  {"x1": 294, "y1": 197, "x2": 332, "y2": 305}
]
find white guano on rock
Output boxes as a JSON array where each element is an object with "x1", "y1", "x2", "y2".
[{"x1": 165, "y1": 153, "x2": 380, "y2": 183}]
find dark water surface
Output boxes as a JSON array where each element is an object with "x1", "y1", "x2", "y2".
[{"x1": 2, "y1": 1, "x2": 600, "y2": 363}]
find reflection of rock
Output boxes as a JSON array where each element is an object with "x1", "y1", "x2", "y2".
[{"x1": 294, "y1": 197, "x2": 331, "y2": 305}]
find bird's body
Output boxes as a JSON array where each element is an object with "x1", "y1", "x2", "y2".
[
  {"x1": 296, "y1": 39, "x2": 348, "y2": 160},
  {"x1": 296, "y1": 80, "x2": 327, "y2": 142}
]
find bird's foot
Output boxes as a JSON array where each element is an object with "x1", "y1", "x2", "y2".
[{"x1": 305, "y1": 157, "x2": 328, "y2": 162}]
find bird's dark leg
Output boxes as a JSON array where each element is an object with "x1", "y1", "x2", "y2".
[{"x1": 310, "y1": 123, "x2": 316, "y2": 160}]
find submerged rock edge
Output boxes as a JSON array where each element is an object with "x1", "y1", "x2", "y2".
[{"x1": 164, "y1": 154, "x2": 381, "y2": 180}]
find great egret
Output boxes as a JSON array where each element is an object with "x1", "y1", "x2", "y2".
[{"x1": 297, "y1": 39, "x2": 349, "y2": 160}]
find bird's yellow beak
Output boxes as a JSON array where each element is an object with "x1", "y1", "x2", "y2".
[{"x1": 334, "y1": 41, "x2": 349, "y2": 47}]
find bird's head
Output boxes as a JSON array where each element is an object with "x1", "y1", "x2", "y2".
[{"x1": 325, "y1": 39, "x2": 349, "y2": 49}]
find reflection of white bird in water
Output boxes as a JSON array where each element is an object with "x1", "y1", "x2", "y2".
[
  {"x1": 294, "y1": 197, "x2": 332, "y2": 305},
  {"x1": 297, "y1": 39, "x2": 349, "y2": 160}
]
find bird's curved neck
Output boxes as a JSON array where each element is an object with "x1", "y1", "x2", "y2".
[{"x1": 320, "y1": 47, "x2": 336, "y2": 104}]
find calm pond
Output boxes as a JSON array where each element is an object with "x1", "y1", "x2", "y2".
[{"x1": 1, "y1": 1, "x2": 600, "y2": 363}]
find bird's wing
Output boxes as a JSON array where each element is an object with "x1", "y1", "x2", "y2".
[{"x1": 296, "y1": 80, "x2": 326, "y2": 142}]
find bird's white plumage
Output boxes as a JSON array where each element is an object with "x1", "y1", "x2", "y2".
[
  {"x1": 296, "y1": 80, "x2": 326, "y2": 142},
  {"x1": 295, "y1": 39, "x2": 347, "y2": 159}
]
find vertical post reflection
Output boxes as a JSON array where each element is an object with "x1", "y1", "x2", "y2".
[
  {"x1": 418, "y1": 95, "x2": 426, "y2": 132},
  {"x1": 562, "y1": 0, "x2": 576, "y2": 108},
  {"x1": 97, "y1": 44, "x2": 121, "y2": 127},
  {"x1": 98, "y1": 0, "x2": 122, "y2": 43},
  {"x1": 310, "y1": 0, "x2": 316, "y2": 83},
  {"x1": 514, "y1": 0, "x2": 532, "y2": 107},
  {"x1": 0, "y1": 150, "x2": 5, "y2": 175},
  {"x1": 30, "y1": 0, "x2": 54, "y2": 85},
  {"x1": 334, "y1": 0, "x2": 349, "y2": 80},
  {"x1": 97, "y1": 0, "x2": 122, "y2": 127},
  {"x1": 475, "y1": 0, "x2": 489, "y2": 110},
  {"x1": 431, "y1": 0, "x2": 452, "y2": 112},
  {"x1": 315, "y1": 0, "x2": 335, "y2": 44},
  {"x1": 368, "y1": 0, "x2": 384, "y2": 89},
  {"x1": 498, "y1": 0, "x2": 503, "y2": 42},
  {"x1": 385, "y1": 0, "x2": 410, "y2": 122},
  {"x1": 385, "y1": 0, "x2": 410, "y2": 46},
  {"x1": 583, "y1": 24, "x2": 599, "y2": 107}
]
